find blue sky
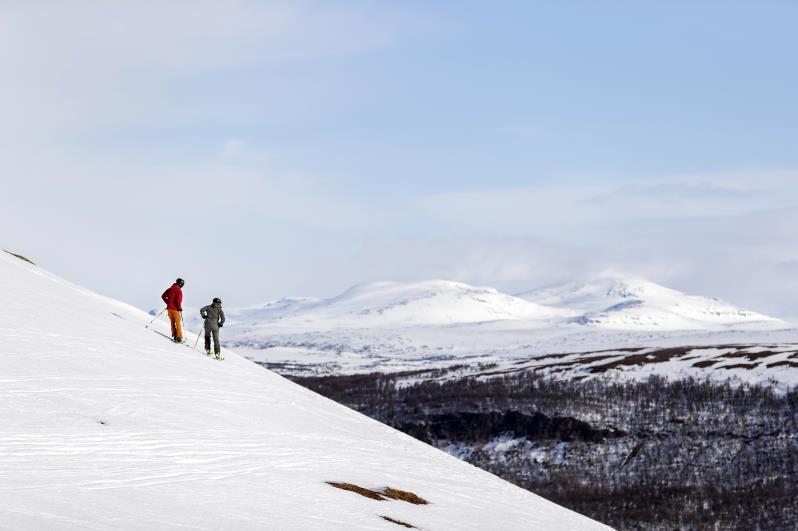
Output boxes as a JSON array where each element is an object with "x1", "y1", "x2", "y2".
[{"x1": 2, "y1": 1, "x2": 798, "y2": 317}]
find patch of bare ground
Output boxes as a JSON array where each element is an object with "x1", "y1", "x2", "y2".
[
  {"x1": 481, "y1": 354, "x2": 628, "y2": 378},
  {"x1": 381, "y1": 516, "x2": 415, "y2": 528},
  {"x1": 690, "y1": 348, "x2": 797, "y2": 369},
  {"x1": 326, "y1": 482, "x2": 386, "y2": 501},
  {"x1": 509, "y1": 348, "x2": 646, "y2": 366},
  {"x1": 559, "y1": 347, "x2": 646, "y2": 355},
  {"x1": 692, "y1": 359, "x2": 721, "y2": 368},
  {"x1": 480, "y1": 348, "x2": 648, "y2": 376},
  {"x1": 719, "y1": 350, "x2": 783, "y2": 361},
  {"x1": 718, "y1": 363, "x2": 760, "y2": 370},
  {"x1": 588, "y1": 347, "x2": 693, "y2": 373},
  {"x1": 472, "y1": 366, "x2": 532, "y2": 377},
  {"x1": 529, "y1": 358, "x2": 605, "y2": 372},
  {"x1": 383, "y1": 487, "x2": 429, "y2": 505},
  {"x1": 767, "y1": 360, "x2": 798, "y2": 369},
  {"x1": 326, "y1": 482, "x2": 429, "y2": 505}
]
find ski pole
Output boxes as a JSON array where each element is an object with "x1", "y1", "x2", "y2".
[
  {"x1": 193, "y1": 323, "x2": 203, "y2": 350},
  {"x1": 192, "y1": 311, "x2": 207, "y2": 350},
  {"x1": 145, "y1": 308, "x2": 166, "y2": 328},
  {"x1": 180, "y1": 310, "x2": 187, "y2": 344}
]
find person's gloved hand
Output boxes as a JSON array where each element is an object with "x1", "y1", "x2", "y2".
[{"x1": 219, "y1": 324, "x2": 224, "y2": 328}]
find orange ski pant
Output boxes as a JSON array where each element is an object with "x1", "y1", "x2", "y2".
[{"x1": 167, "y1": 309, "x2": 183, "y2": 340}]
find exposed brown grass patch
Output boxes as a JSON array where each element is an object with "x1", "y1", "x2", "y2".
[
  {"x1": 589, "y1": 347, "x2": 692, "y2": 373},
  {"x1": 477, "y1": 354, "x2": 626, "y2": 378},
  {"x1": 719, "y1": 350, "x2": 783, "y2": 361},
  {"x1": 326, "y1": 482, "x2": 386, "y2": 501},
  {"x1": 3, "y1": 250, "x2": 35, "y2": 265},
  {"x1": 383, "y1": 487, "x2": 429, "y2": 505},
  {"x1": 381, "y1": 516, "x2": 416, "y2": 528},
  {"x1": 692, "y1": 359, "x2": 720, "y2": 368},
  {"x1": 326, "y1": 483, "x2": 430, "y2": 506},
  {"x1": 767, "y1": 360, "x2": 798, "y2": 369},
  {"x1": 718, "y1": 363, "x2": 759, "y2": 370}
]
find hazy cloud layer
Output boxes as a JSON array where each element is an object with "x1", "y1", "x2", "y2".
[
  {"x1": 4, "y1": 143, "x2": 798, "y2": 318},
  {"x1": 403, "y1": 175, "x2": 798, "y2": 317}
]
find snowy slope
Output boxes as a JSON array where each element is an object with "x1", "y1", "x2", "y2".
[
  {"x1": 518, "y1": 274, "x2": 782, "y2": 330},
  {"x1": 0, "y1": 252, "x2": 607, "y2": 530}
]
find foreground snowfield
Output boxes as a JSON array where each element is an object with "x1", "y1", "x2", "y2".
[{"x1": 0, "y1": 252, "x2": 608, "y2": 530}]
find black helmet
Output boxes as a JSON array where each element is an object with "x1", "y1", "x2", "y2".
[
  {"x1": 176, "y1": 278, "x2": 185, "y2": 287},
  {"x1": 213, "y1": 297, "x2": 222, "y2": 305}
]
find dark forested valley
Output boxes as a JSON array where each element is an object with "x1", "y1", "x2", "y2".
[{"x1": 284, "y1": 368, "x2": 798, "y2": 530}]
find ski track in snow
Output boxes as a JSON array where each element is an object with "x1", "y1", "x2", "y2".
[{"x1": 0, "y1": 252, "x2": 609, "y2": 530}]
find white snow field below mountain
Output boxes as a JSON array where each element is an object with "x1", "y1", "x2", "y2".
[
  {"x1": 0, "y1": 252, "x2": 609, "y2": 530},
  {"x1": 213, "y1": 278, "x2": 798, "y2": 389}
]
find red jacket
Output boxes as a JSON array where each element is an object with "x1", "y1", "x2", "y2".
[{"x1": 161, "y1": 283, "x2": 183, "y2": 311}]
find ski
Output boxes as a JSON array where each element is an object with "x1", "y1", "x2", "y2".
[{"x1": 152, "y1": 330, "x2": 218, "y2": 357}]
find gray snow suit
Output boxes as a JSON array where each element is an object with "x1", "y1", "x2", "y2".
[{"x1": 200, "y1": 302, "x2": 225, "y2": 354}]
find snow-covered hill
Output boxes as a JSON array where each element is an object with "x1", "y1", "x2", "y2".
[
  {"x1": 0, "y1": 251, "x2": 607, "y2": 530},
  {"x1": 223, "y1": 275, "x2": 783, "y2": 334},
  {"x1": 213, "y1": 276, "x2": 796, "y2": 387},
  {"x1": 519, "y1": 274, "x2": 782, "y2": 330},
  {"x1": 228, "y1": 280, "x2": 573, "y2": 329}
]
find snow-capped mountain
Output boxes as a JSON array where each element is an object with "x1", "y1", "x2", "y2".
[
  {"x1": 0, "y1": 251, "x2": 606, "y2": 530},
  {"x1": 214, "y1": 276, "x2": 794, "y2": 385},
  {"x1": 518, "y1": 274, "x2": 782, "y2": 330},
  {"x1": 225, "y1": 280, "x2": 573, "y2": 329},
  {"x1": 225, "y1": 275, "x2": 783, "y2": 333}
]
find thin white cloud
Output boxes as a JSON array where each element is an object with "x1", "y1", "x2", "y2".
[{"x1": 414, "y1": 172, "x2": 798, "y2": 235}]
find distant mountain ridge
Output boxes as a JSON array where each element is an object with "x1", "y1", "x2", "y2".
[
  {"x1": 224, "y1": 275, "x2": 782, "y2": 332},
  {"x1": 203, "y1": 274, "x2": 797, "y2": 388}
]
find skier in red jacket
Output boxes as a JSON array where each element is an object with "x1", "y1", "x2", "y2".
[{"x1": 161, "y1": 278, "x2": 185, "y2": 342}]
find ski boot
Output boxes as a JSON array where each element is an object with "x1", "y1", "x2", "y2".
[
  {"x1": 205, "y1": 349, "x2": 212, "y2": 357},
  {"x1": 214, "y1": 351, "x2": 224, "y2": 361}
]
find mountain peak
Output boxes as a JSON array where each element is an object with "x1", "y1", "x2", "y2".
[
  {"x1": 259, "y1": 279, "x2": 574, "y2": 327},
  {"x1": 519, "y1": 274, "x2": 782, "y2": 330}
]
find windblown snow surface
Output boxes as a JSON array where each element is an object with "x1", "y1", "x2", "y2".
[
  {"x1": 213, "y1": 277, "x2": 798, "y2": 389},
  {"x1": 0, "y1": 252, "x2": 609, "y2": 530}
]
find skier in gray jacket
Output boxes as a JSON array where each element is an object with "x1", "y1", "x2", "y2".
[{"x1": 200, "y1": 298, "x2": 225, "y2": 360}]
